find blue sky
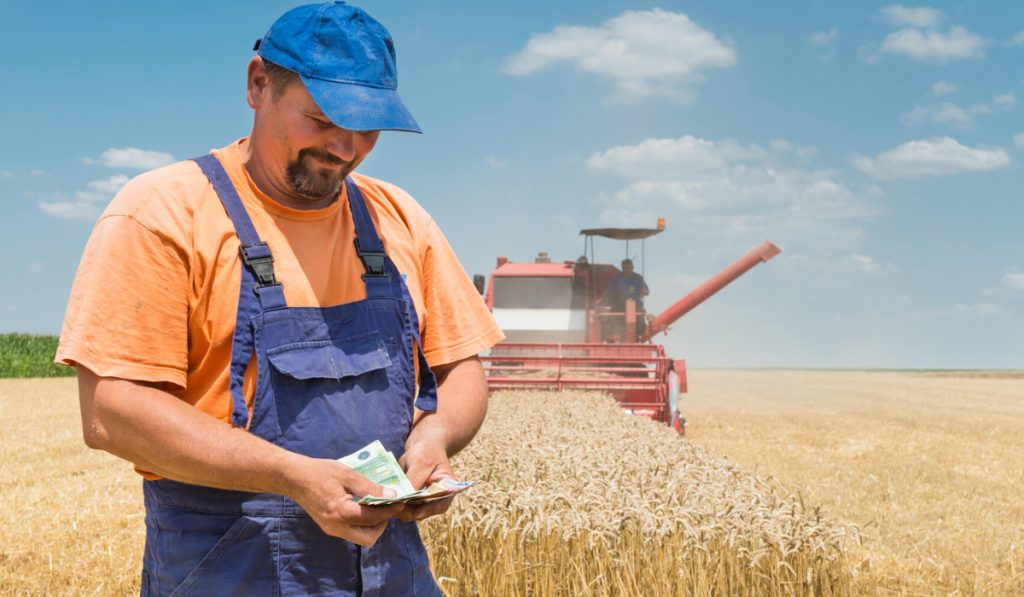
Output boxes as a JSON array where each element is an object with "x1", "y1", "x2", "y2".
[{"x1": 2, "y1": 1, "x2": 1021, "y2": 368}]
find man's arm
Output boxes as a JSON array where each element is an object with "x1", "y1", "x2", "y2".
[
  {"x1": 76, "y1": 366, "x2": 403, "y2": 546},
  {"x1": 397, "y1": 354, "x2": 488, "y2": 521}
]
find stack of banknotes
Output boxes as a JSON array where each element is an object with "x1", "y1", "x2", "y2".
[{"x1": 338, "y1": 440, "x2": 476, "y2": 506}]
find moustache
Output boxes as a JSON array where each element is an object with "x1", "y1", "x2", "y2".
[{"x1": 300, "y1": 148, "x2": 347, "y2": 166}]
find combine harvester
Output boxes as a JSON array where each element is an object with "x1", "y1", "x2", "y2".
[{"x1": 479, "y1": 220, "x2": 780, "y2": 434}]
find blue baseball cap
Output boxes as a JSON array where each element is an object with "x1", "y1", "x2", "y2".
[{"x1": 254, "y1": 2, "x2": 421, "y2": 133}]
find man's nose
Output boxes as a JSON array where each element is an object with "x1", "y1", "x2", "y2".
[{"x1": 325, "y1": 129, "x2": 357, "y2": 161}]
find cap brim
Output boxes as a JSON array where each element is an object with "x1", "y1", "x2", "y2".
[{"x1": 301, "y1": 74, "x2": 422, "y2": 134}]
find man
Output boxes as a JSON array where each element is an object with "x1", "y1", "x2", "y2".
[
  {"x1": 603, "y1": 258, "x2": 650, "y2": 312},
  {"x1": 599, "y1": 259, "x2": 650, "y2": 340},
  {"x1": 55, "y1": 3, "x2": 502, "y2": 596}
]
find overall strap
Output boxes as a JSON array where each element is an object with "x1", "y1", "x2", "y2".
[
  {"x1": 192, "y1": 154, "x2": 287, "y2": 310},
  {"x1": 192, "y1": 154, "x2": 285, "y2": 428},
  {"x1": 345, "y1": 178, "x2": 392, "y2": 299},
  {"x1": 345, "y1": 178, "x2": 438, "y2": 411}
]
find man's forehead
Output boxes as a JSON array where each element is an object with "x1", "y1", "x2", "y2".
[{"x1": 283, "y1": 81, "x2": 327, "y2": 117}]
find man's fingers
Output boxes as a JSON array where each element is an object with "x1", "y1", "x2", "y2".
[
  {"x1": 395, "y1": 495, "x2": 454, "y2": 522},
  {"x1": 342, "y1": 521, "x2": 389, "y2": 547},
  {"x1": 344, "y1": 473, "x2": 397, "y2": 499},
  {"x1": 337, "y1": 500, "x2": 405, "y2": 526}
]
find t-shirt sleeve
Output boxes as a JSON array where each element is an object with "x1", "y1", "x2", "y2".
[
  {"x1": 418, "y1": 218, "x2": 504, "y2": 367},
  {"x1": 56, "y1": 213, "x2": 190, "y2": 388}
]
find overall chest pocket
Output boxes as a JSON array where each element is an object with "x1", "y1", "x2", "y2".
[{"x1": 265, "y1": 332, "x2": 396, "y2": 451}]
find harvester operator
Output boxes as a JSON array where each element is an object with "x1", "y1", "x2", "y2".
[
  {"x1": 55, "y1": 3, "x2": 502, "y2": 595},
  {"x1": 605, "y1": 258, "x2": 650, "y2": 311},
  {"x1": 599, "y1": 258, "x2": 650, "y2": 340}
]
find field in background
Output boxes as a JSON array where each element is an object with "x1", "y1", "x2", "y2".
[
  {"x1": 0, "y1": 334, "x2": 72, "y2": 378},
  {"x1": 2, "y1": 371, "x2": 1022, "y2": 595},
  {"x1": 685, "y1": 370, "x2": 1024, "y2": 595}
]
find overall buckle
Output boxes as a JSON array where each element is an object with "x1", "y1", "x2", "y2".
[
  {"x1": 354, "y1": 239, "x2": 388, "y2": 276},
  {"x1": 240, "y1": 242, "x2": 279, "y2": 290}
]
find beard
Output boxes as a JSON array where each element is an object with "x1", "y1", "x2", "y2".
[{"x1": 284, "y1": 148, "x2": 355, "y2": 201}]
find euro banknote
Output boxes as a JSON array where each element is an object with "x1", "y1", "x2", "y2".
[{"x1": 338, "y1": 440, "x2": 476, "y2": 506}]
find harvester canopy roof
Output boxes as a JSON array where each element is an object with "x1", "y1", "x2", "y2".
[{"x1": 579, "y1": 227, "x2": 664, "y2": 241}]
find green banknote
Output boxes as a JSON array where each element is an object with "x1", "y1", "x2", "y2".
[
  {"x1": 337, "y1": 440, "x2": 416, "y2": 496},
  {"x1": 338, "y1": 441, "x2": 477, "y2": 506}
]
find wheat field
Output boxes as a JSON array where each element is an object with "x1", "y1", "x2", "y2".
[
  {"x1": 2, "y1": 371, "x2": 1022, "y2": 595},
  {"x1": 684, "y1": 370, "x2": 1024, "y2": 596},
  {"x1": 420, "y1": 389, "x2": 856, "y2": 595}
]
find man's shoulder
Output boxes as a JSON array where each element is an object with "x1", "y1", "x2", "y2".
[
  {"x1": 350, "y1": 172, "x2": 433, "y2": 232},
  {"x1": 102, "y1": 159, "x2": 210, "y2": 229}
]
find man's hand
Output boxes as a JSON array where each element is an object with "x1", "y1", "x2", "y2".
[
  {"x1": 397, "y1": 429, "x2": 456, "y2": 522},
  {"x1": 284, "y1": 455, "x2": 406, "y2": 546},
  {"x1": 393, "y1": 355, "x2": 489, "y2": 522}
]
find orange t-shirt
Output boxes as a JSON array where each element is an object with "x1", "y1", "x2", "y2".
[{"x1": 57, "y1": 138, "x2": 503, "y2": 429}]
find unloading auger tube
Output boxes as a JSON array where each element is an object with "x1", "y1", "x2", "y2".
[{"x1": 641, "y1": 240, "x2": 782, "y2": 341}]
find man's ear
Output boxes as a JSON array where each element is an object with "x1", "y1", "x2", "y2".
[{"x1": 247, "y1": 57, "x2": 270, "y2": 110}]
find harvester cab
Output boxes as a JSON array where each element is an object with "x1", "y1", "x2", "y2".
[
  {"x1": 577, "y1": 218, "x2": 666, "y2": 344},
  {"x1": 479, "y1": 219, "x2": 781, "y2": 434}
]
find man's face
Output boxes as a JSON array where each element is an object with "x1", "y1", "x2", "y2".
[
  {"x1": 251, "y1": 65, "x2": 380, "y2": 203},
  {"x1": 622, "y1": 261, "x2": 634, "y2": 275}
]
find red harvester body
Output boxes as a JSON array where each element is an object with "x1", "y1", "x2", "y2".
[{"x1": 480, "y1": 223, "x2": 780, "y2": 434}]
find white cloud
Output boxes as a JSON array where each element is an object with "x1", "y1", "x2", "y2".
[
  {"x1": 808, "y1": 27, "x2": 838, "y2": 46},
  {"x1": 484, "y1": 156, "x2": 506, "y2": 169},
  {"x1": 503, "y1": 9, "x2": 736, "y2": 104},
  {"x1": 30, "y1": 169, "x2": 47, "y2": 177},
  {"x1": 852, "y1": 137, "x2": 1010, "y2": 179},
  {"x1": 901, "y1": 93, "x2": 1015, "y2": 130},
  {"x1": 993, "y1": 92, "x2": 1016, "y2": 110},
  {"x1": 880, "y1": 5, "x2": 942, "y2": 28},
  {"x1": 875, "y1": 9, "x2": 985, "y2": 63},
  {"x1": 931, "y1": 80, "x2": 958, "y2": 95},
  {"x1": 37, "y1": 200, "x2": 103, "y2": 221},
  {"x1": 901, "y1": 102, "x2": 974, "y2": 128},
  {"x1": 881, "y1": 26, "x2": 986, "y2": 62},
  {"x1": 37, "y1": 174, "x2": 131, "y2": 221},
  {"x1": 1003, "y1": 273, "x2": 1024, "y2": 291},
  {"x1": 1009, "y1": 31, "x2": 1024, "y2": 46},
  {"x1": 587, "y1": 135, "x2": 766, "y2": 179},
  {"x1": 82, "y1": 147, "x2": 175, "y2": 170},
  {"x1": 848, "y1": 253, "x2": 896, "y2": 274},
  {"x1": 768, "y1": 138, "x2": 819, "y2": 161},
  {"x1": 587, "y1": 134, "x2": 881, "y2": 271},
  {"x1": 0, "y1": 171, "x2": 13, "y2": 179},
  {"x1": 806, "y1": 27, "x2": 839, "y2": 46},
  {"x1": 808, "y1": 27, "x2": 839, "y2": 60},
  {"x1": 968, "y1": 102, "x2": 991, "y2": 115},
  {"x1": 1014, "y1": 132, "x2": 1024, "y2": 148},
  {"x1": 86, "y1": 174, "x2": 130, "y2": 194}
]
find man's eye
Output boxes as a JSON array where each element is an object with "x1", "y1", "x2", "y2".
[{"x1": 311, "y1": 117, "x2": 333, "y2": 129}]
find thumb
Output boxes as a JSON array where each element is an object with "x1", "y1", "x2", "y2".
[
  {"x1": 403, "y1": 463, "x2": 433, "y2": 491},
  {"x1": 346, "y1": 473, "x2": 398, "y2": 499}
]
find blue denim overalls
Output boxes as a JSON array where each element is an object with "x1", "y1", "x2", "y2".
[{"x1": 140, "y1": 154, "x2": 441, "y2": 596}]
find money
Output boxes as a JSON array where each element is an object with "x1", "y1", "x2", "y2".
[
  {"x1": 338, "y1": 441, "x2": 477, "y2": 506},
  {"x1": 338, "y1": 440, "x2": 416, "y2": 496}
]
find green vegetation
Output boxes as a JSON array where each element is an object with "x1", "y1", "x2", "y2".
[{"x1": 0, "y1": 334, "x2": 74, "y2": 378}]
